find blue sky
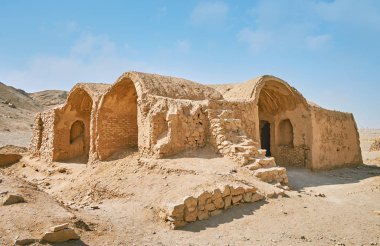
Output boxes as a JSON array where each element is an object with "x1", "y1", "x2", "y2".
[{"x1": 0, "y1": 0, "x2": 379, "y2": 127}]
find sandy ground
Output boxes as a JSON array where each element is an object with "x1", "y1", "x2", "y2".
[
  {"x1": 0, "y1": 128, "x2": 378, "y2": 245},
  {"x1": 1, "y1": 82, "x2": 379, "y2": 245},
  {"x1": 0, "y1": 147, "x2": 379, "y2": 245}
]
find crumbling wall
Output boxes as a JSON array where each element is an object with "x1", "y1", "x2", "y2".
[
  {"x1": 310, "y1": 107, "x2": 362, "y2": 170},
  {"x1": 29, "y1": 110, "x2": 56, "y2": 162},
  {"x1": 96, "y1": 79, "x2": 138, "y2": 160},
  {"x1": 208, "y1": 100, "x2": 258, "y2": 142},
  {"x1": 145, "y1": 96, "x2": 209, "y2": 157}
]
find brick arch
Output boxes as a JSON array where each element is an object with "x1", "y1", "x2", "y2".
[
  {"x1": 255, "y1": 78, "x2": 311, "y2": 167},
  {"x1": 53, "y1": 88, "x2": 93, "y2": 162},
  {"x1": 96, "y1": 77, "x2": 138, "y2": 160}
]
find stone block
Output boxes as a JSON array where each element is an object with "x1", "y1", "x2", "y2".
[
  {"x1": 197, "y1": 210, "x2": 209, "y2": 220},
  {"x1": 224, "y1": 195, "x2": 232, "y2": 209},
  {"x1": 222, "y1": 185, "x2": 231, "y2": 197},
  {"x1": 184, "y1": 207, "x2": 198, "y2": 222},
  {"x1": 51, "y1": 223, "x2": 69, "y2": 232},
  {"x1": 168, "y1": 204, "x2": 184, "y2": 220},
  {"x1": 197, "y1": 191, "x2": 211, "y2": 206},
  {"x1": 243, "y1": 192, "x2": 252, "y2": 202},
  {"x1": 183, "y1": 196, "x2": 197, "y2": 211},
  {"x1": 41, "y1": 228, "x2": 80, "y2": 243},
  {"x1": 2, "y1": 194, "x2": 25, "y2": 205},
  {"x1": 211, "y1": 188, "x2": 222, "y2": 201},
  {"x1": 205, "y1": 202, "x2": 216, "y2": 211},
  {"x1": 231, "y1": 187, "x2": 245, "y2": 196},
  {"x1": 232, "y1": 195, "x2": 243, "y2": 204},
  {"x1": 213, "y1": 197, "x2": 225, "y2": 209}
]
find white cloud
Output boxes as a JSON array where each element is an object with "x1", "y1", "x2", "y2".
[
  {"x1": 237, "y1": 28, "x2": 273, "y2": 53},
  {"x1": 2, "y1": 33, "x2": 146, "y2": 92},
  {"x1": 316, "y1": 0, "x2": 380, "y2": 31},
  {"x1": 191, "y1": 1, "x2": 229, "y2": 25},
  {"x1": 239, "y1": 0, "x2": 335, "y2": 53},
  {"x1": 306, "y1": 34, "x2": 331, "y2": 50}
]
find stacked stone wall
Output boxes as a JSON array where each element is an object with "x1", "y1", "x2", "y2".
[{"x1": 164, "y1": 185, "x2": 264, "y2": 228}]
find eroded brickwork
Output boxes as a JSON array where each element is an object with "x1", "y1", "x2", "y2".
[{"x1": 28, "y1": 71, "x2": 362, "y2": 170}]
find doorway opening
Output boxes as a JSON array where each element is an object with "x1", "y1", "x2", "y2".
[{"x1": 260, "y1": 120, "x2": 271, "y2": 156}]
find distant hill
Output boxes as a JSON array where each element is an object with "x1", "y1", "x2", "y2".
[
  {"x1": 29, "y1": 90, "x2": 68, "y2": 109},
  {"x1": 0, "y1": 82, "x2": 40, "y2": 111},
  {"x1": 0, "y1": 82, "x2": 67, "y2": 147}
]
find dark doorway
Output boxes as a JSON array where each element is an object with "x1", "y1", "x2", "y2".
[{"x1": 260, "y1": 120, "x2": 271, "y2": 156}]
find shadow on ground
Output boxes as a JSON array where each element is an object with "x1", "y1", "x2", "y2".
[
  {"x1": 180, "y1": 200, "x2": 268, "y2": 232},
  {"x1": 286, "y1": 164, "x2": 380, "y2": 191},
  {"x1": 48, "y1": 240, "x2": 89, "y2": 246}
]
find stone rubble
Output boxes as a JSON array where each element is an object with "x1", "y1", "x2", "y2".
[
  {"x1": 41, "y1": 223, "x2": 80, "y2": 243},
  {"x1": 2, "y1": 194, "x2": 25, "y2": 205},
  {"x1": 165, "y1": 185, "x2": 264, "y2": 229}
]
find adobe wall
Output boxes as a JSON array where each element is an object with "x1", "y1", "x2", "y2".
[
  {"x1": 141, "y1": 96, "x2": 210, "y2": 158},
  {"x1": 29, "y1": 110, "x2": 56, "y2": 162},
  {"x1": 208, "y1": 100, "x2": 259, "y2": 143},
  {"x1": 96, "y1": 80, "x2": 138, "y2": 160},
  {"x1": 310, "y1": 107, "x2": 362, "y2": 170},
  {"x1": 52, "y1": 90, "x2": 93, "y2": 162},
  {"x1": 259, "y1": 104, "x2": 312, "y2": 167},
  {"x1": 143, "y1": 98, "x2": 260, "y2": 158}
]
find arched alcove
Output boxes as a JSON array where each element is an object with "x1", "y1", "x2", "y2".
[
  {"x1": 53, "y1": 88, "x2": 93, "y2": 163},
  {"x1": 278, "y1": 119, "x2": 293, "y2": 147},
  {"x1": 70, "y1": 120, "x2": 85, "y2": 144},
  {"x1": 69, "y1": 120, "x2": 86, "y2": 158},
  {"x1": 97, "y1": 77, "x2": 138, "y2": 160},
  {"x1": 256, "y1": 78, "x2": 311, "y2": 167}
]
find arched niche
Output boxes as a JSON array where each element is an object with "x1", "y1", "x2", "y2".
[
  {"x1": 256, "y1": 78, "x2": 311, "y2": 167},
  {"x1": 97, "y1": 77, "x2": 138, "y2": 160},
  {"x1": 53, "y1": 88, "x2": 93, "y2": 163},
  {"x1": 278, "y1": 119, "x2": 294, "y2": 147}
]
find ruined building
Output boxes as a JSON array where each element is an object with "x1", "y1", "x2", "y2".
[{"x1": 29, "y1": 71, "x2": 362, "y2": 171}]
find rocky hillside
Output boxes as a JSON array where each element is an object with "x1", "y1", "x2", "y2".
[
  {"x1": 29, "y1": 90, "x2": 68, "y2": 109},
  {"x1": 0, "y1": 82, "x2": 67, "y2": 147}
]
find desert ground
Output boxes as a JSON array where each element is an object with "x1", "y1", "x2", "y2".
[{"x1": 0, "y1": 83, "x2": 379, "y2": 245}]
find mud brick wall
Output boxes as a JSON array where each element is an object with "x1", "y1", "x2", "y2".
[
  {"x1": 29, "y1": 110, "x2": 56, "y2": 162},
  {"x1": 310, "y1": 107, "x2": 362, "y2": 170},
  {"x1": 96, "y1": 79, "x2": 138, "y2": 160},
  {"x1": 275, "y1": 145, "x2": 308, "y2": 167}
]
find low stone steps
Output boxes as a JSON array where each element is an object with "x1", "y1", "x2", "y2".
[
  {"x1": 252, "y1": 167, "x2": 288, "y2": 185},
  {"x1": 243, "y1": 155, "x2": 288, "y2": 185},
  {"x1": 244, "y1": 157, "x2": 276, "y2": 170}
]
